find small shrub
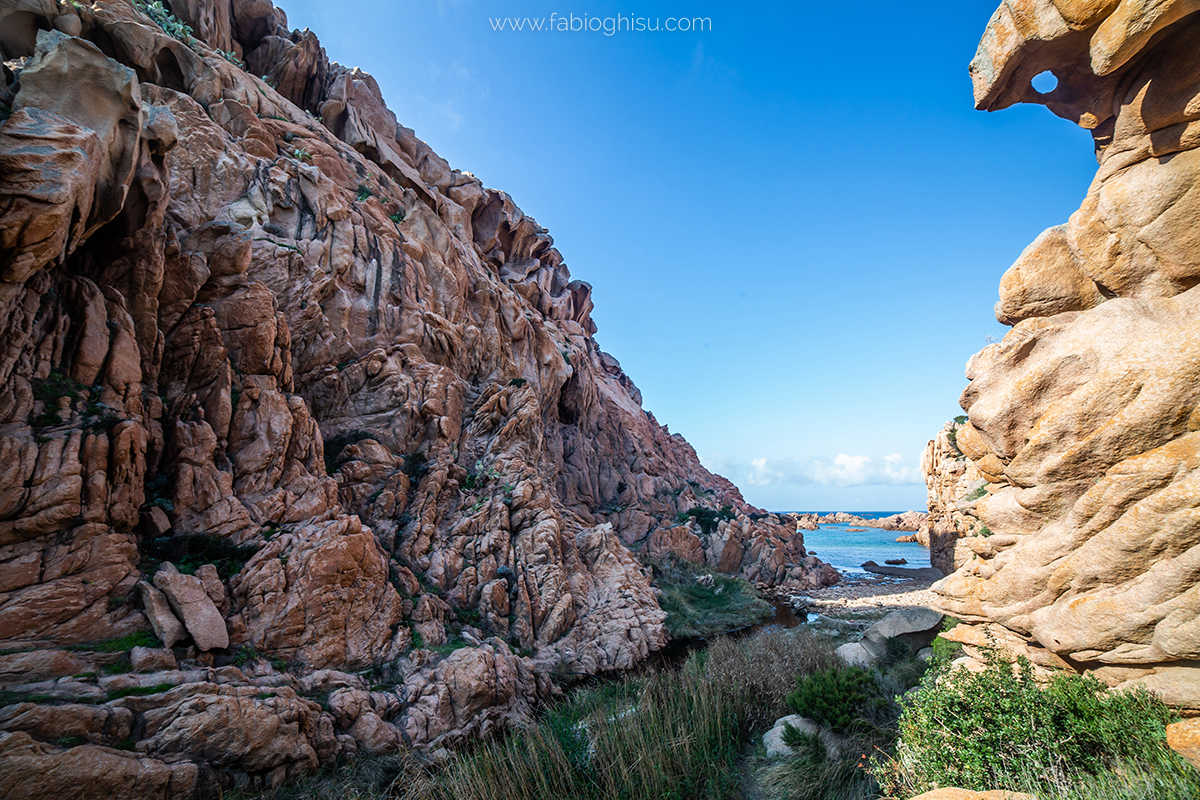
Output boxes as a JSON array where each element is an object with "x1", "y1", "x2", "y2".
[
  {"x1": 930, "y1": 617, "x2": 961, "y2": 663},
  {"x1": 293, "y1": 147, "x2": 312, "y2": 163},
  {"x1": 786, "y1": 664, "x2": 879, "y2": 733},
  {"x1": 402, "y1": 450, "x2": 431, "y2": 482},
  {"x1": 390, "y1": 210, "x2": 406, "y2": 224},
  {"x1": 678, "y1": 505, "x2": 736, "y2": 536},
  {"x1": 964, "y1": 485, "x2": 987, "y2": 502},
  {"x1": 132, "y1": 0, "x2": 194, "y2": 42}
]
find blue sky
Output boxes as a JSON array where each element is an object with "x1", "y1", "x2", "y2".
[{"x1": 275, "y1": 0, "x2": 1098, "y2": 511}]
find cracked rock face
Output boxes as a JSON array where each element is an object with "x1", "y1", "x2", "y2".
[
  {"x1": 931, "y1": 0, "x2": 1200, "y2": 708},
  {"x1": 0, "y1": 0, "x2": 834, "y2": 791}
]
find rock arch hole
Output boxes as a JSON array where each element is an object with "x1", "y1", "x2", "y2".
[{"x1": 1031, "y1": 70, "x2": 1058, "y2": 94}]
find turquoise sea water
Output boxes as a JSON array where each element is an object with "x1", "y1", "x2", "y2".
[{"x1": 795, "y1": 512, "x2": 931, "y2": 574}]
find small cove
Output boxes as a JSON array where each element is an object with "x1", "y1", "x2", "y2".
[{"x1": 799, "y1": 514, "x2": 931, "y2": 574}]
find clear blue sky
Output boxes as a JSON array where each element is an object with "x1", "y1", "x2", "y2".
[{"x1": 276, "y1": 0, "x2": 1097, "y2": 511}]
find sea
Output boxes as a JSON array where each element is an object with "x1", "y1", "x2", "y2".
[{"x1": 794, "y1": 511, "x2": 931, "y2": 574}]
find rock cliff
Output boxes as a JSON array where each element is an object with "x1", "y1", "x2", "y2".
[
  {"x1": 0, "y1": 0, "x2": 834, "y2": 793},
  {"x1": 927, "y1": 0, "x2": 1200, "y2": 709}
]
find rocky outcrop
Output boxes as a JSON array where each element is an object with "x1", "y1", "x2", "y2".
[
  {"x1": 0, "y1": 0, "x2": 834, "y2": 790},
  {"x1": 929, "y1": 0, "x2": 1200, "y2": 709},
  {"x1": 919, "y1": 419, "x2": 987, "y2": 574},
  {"x1": 816, "y1": 510, "x2": 928, "y2": 531}
]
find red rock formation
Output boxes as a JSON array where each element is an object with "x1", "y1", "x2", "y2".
[
  {"x1": 0, "y1": 0, "x2": 834, "y2": 790},
  {"x1": 930, "y1": 0, "x2": 1200, "y2": 710}
]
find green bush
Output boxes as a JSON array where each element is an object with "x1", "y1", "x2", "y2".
[
  {"x1": 678, "y1": 505, "x2": 736, "y2": 535},
  {"x1": 786, "y1": 665, "x2": 879, "y2": 733},
  {"x1": 880, "y1": 647, "x2": 1181, "y2": 794}
]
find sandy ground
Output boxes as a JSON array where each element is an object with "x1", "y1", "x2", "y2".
[{"x1": 796, "y1": 572, "x2": 941, "y2": 614}]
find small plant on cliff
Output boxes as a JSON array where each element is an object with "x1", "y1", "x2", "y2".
[
  {"x1": 132, "y1": 0, "x2": 194, "y2": 42},
  {"x1": 876, "y1": 645, "x2": 1183, "y2": 796},
  {"x1": 219, "y1": 50, "x2": 244, "y2": 68},
  {"x1": 293, "y1": 146, "x2": 312, "y2": 163},
  {"x1": 389, "y1": 210, "x2": 406, "y2": 224}
]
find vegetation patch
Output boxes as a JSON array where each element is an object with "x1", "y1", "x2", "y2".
[
  {"x1": 66, "y1": 631, "x2": 160, "y2": 654},
  {"x1": 140, "y1": 533, "x2": 258, "y2": 580},
  {"x1": 876, "y1": 645, "x2": 1192, "y2": 798},
  {"x1": 323, "y1": 429, "x2": 376, "y2": 474},
  {"x1": 650, "y1": 557, "x2": 772, "y2": 640},
  {"x1": 106, "y1": 682, "x2": 177, "y2": 700},
  {"x1": 675, "y1": 505, "x2": 735, "y2": 535}
]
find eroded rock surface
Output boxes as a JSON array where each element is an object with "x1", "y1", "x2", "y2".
[
  {"x1": 0, "y1": 0, "x2": 834, "y2": 791},
  {"x1": 929, "y1": 0, "x2": 1200, "y2": 709}
]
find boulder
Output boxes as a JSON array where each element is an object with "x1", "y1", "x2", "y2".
[
  {"x1": 130, "y1": 646, "x2": 177, "y2": 673},
  {"x1": 834, "y1": 641, "x2": 876, "y2": 667},
  {"x1": 1167, "y1": 719, "x2": 1200, "y2": 770},
  {"x1": 152, "y1": 564, "x2": 228, "y2": 652},
  {"x1": 907, "y1": 791, "x2": 1037, "y2": 800},
  {"x1": 0, "y1": 731, "x2": 198, "y2": 800},
  {"x1": 138, "y1": 582, "x2": 186, "y2": 650},
  {"x1": 861, "y1": 561, "x2": 944, "y2": 581},
  {"x1": 761, "y1": 714, "x2": 842, "y2": 759}
]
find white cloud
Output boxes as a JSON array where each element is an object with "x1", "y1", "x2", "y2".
[{"x1": 703, "y1": 453, "x2": 923, "y2": 489}]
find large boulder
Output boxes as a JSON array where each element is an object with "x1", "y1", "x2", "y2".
[{"x1": 152, "y1": 563, "x2": 228, "y2": 652}]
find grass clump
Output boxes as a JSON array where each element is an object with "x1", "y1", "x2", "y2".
[
  {"x1": 67, "y1": 631, "x2": 160, "y2": 653},
  {"x1": 877, "y1": 646, "x2": 1189, "y2": 797},
  {"x1": 106, "y1": 682, "x2": 177, "y2": 700},
  {"x1": 650, "y1": 557, "x2": 772, "y2": 639}
]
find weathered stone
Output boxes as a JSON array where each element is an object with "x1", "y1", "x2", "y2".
[
  {"x1": 931, "y1": 1, "x2": 1200, "y2": 708},
  {"x1": 762, "y1": 714, "x2": 842, "y2": 760},
  {"x1": 908, "y1": 790, "x2": 1037, "y2": 800},
  {"x1": 138, "y1": 581, "x2": 186, "y2": 650},
  {"x1": 0, "y1": 731, "x2": 198, "y2": 800},
  {"x1": 1167, "y1": 718, "x2": 1200, "y2": 770},
  {"x1": 862, "y1": 608, "x2": 944, "y2": 650},
  {"x1": 834, "y1": 641, "x2": 875, "y2": 667},
  {"x1": 130, "y1": 646, "x2": 177, "y2": 673},
  {"x1": 153, "y1": 563, "x2": 229, "y2": 652}
]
